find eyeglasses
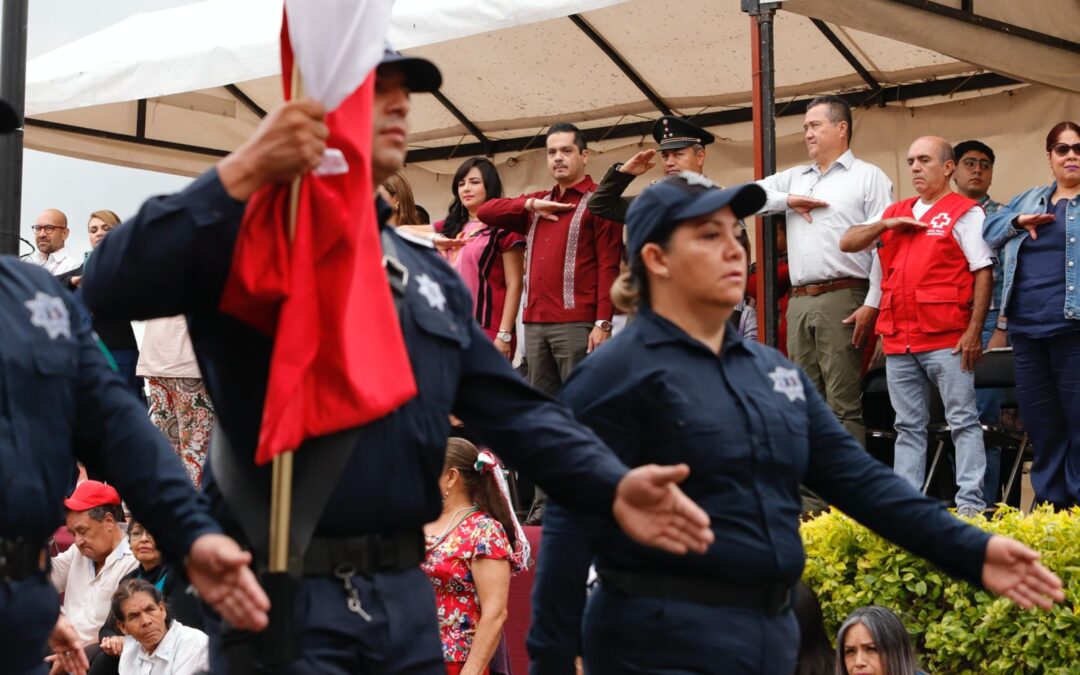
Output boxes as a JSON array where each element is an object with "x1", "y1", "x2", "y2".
[
  {"x1": 959, "y1": 158, "x2": 993, "y2": 171},
  {"x1": 1051, "y1": 143, "x2": 1080, "y2": 158},
  {"x1": 31, "y1": 225, "x2": 66, "y2": 234}
]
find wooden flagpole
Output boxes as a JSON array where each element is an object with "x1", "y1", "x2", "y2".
[{"x1": 268, "y1": 60, "x2": 303, "y2": 575}]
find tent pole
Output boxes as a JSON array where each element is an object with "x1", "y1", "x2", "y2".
[
  {"x1": 0, "y1": 0, "x2": 28, "y2": 256},
  {"x1": 747, "y1": 2, "x2": 779, "y2": 347}
]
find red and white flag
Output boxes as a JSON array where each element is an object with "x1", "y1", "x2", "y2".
[{"x1": 220, "y1": 0, "x2": 416, "y2": 466}]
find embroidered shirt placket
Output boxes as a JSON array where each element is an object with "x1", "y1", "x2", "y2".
[{"x1": 561, "y1": 192, "x2": 592, "y2": 311}]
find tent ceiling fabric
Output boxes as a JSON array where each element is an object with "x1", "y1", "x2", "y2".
[
  {"x1": 22, "y1": 0, "x2": 1078, "y2": 177},
  {"x1": 783, "y1": 0, "x2": 1080, "y2": 94}
]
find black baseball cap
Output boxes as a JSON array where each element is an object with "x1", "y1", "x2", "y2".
[
  {"x1": 625, "y1": 172, "x2": 765, "y2": 262},
  {"x1": 378, "y1": 49, "x2": 442, "y2": 93},
  {"x1": 0, "y1": 100, "x2": 19, "y2": 134}
]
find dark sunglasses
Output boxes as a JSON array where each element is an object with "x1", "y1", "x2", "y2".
[{"x1": 1051, "y1": 143, "x2": 1080, "y2": 157}]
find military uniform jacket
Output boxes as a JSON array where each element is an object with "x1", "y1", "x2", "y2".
[
  {"x1": 587, "y1": 163, "x2": 637, "y2": 225},
  {"x1": 0, "y1": 259, "x2": 217, "y2": 562},
  {"x1": 82, "y1": 171, "x2": 628, "y2": 538},
  {"x1": 561, "y1": 307, "x2": 991, "y2": 587}
]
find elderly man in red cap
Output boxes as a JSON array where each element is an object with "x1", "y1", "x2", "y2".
[{"x1": 50, "y1": 481, "x2": 139, "y2": 664}]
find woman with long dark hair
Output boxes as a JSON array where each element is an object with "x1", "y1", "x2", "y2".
[
  {"x1": 422, "y1": 438, "x2": 528, "y2": 675},
  {"x1": 435, "y1": 157, "x2": 525, "y2": 359},
  {"x1": 985, "y1": 120, "x2": 1080, "y2": 508}
]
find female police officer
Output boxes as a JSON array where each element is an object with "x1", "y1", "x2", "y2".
[{"x1": 555, "y1": 173, "x2": 1063, "y2": 674}]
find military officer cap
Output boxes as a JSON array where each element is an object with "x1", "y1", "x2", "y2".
[{"x1": 652, "y1": 116, "x2": 715, "y2": 151}]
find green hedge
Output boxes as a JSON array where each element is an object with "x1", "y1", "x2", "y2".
[{"x1": 800, "y1": 506, "x2": 1080, "y2": 674}]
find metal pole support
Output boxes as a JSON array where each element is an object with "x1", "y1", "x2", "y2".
[{"x1": 0, "y1": 0, "x2": 28, "y2": 256}]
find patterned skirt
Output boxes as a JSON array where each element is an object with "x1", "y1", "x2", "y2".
[{"x1": 146, "y1": 376, "x2": 215, "y2": 486}]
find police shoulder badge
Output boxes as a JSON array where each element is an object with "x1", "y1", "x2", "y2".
[
  {"x1": 768, "y1": 366, "x2": 805, "y2": 402},
  {"x1": 25, "y1": 291, "x2": 72, "y2": 340},
  {"x1": 416, "y1": 273, "x2": 447, "y2": 312}
]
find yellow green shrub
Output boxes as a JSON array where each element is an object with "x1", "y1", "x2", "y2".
[{"x1": 800, "y1": 506, "x2": 1080, "y2": 674}]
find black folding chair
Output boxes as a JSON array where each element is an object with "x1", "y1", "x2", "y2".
[{"x1": 975, "y1": 348, "x2": 1030, "y2": 508}]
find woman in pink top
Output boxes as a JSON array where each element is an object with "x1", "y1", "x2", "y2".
[{"x1": 435, "y1": 158, "x2": 525, "y2": 360}]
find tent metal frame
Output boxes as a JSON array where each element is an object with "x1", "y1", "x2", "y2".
[
  {"x1": 888, "y1": 0, "x2": 1080, "y2": 54},
  {"x1": 22, "y1": 72, "x2": 1020, "y2": 168}
]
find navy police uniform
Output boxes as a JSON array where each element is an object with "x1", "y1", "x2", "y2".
[
  {"x1": 588, "y1": 115, "x2": 716, "y2": 224},
  {"x1": 81, "y1": 169, "x2": 630, "y2": 673},
  {"x1": 569, "y1": 309, "x2": 989, "y2": 673},
  {"x1": 0, "y1": 259, "x2": 219, "y2": 674},
  {"x1": 531, "y1": 175, "x2": 992, "y2": 675}
]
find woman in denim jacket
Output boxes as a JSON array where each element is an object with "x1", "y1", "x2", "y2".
[{"x1": 985, "y1": 120, "x2": 1080, "y2": 508}]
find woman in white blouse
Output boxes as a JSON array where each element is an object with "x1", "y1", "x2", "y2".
[{"x1": 112, "y1": 579, "x2": 208, "y2": 675}]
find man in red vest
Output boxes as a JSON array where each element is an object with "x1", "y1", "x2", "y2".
[{"x1": 839, "y1": 136, "x2": 993, "y2": 517}]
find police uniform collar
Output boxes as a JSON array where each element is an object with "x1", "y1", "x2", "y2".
[
  {"x1": 638, "y1": 307, "x2": 750, "y2": 355},
  {"x1": 801, "y1": 148, "x2": 855, "y2": 174}
]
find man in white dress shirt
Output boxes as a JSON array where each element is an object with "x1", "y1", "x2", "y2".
[
  {"x1": 757, "y1": 96, "x2": 894, "y2": 444},
  {"x1": 25, "y1": 208, "x2": 82, "y2": 276},
  {"x1": 114, "y1": 578, "x2": 209, "y2": 675},
  {"x1": 51, "y1": 481, "x2": 140, "y2": 647}
]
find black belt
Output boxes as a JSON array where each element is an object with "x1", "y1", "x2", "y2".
[
  {"x1": 0, "y1": 537, "x2": 47, "y2": 582},
  {"x1": 301, "y1": 531, "x2": 424, "y2": 577},
  {"x1": 599, "y1": 568, "x2": 792, "y2": 616}
]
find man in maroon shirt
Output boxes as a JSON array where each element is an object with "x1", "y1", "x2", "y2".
[{"x1": 478, "y1": 123, "x2": 624, "y2": 397}]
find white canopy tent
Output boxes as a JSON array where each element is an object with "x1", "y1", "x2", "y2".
[{"x1": 23, "y1": 0, "x2": 1080, "y2": 207}]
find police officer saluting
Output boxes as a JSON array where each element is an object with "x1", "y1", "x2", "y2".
[
  {"x1": 588, "y1": 115, "x2": 716, "y2": 223},
  {"x1": 558, "y1": 172, "x2": 1063, "y2": 674},
  {"x1": 0, "y1": 101, "x2": 267, "y2": 675},
  {"x1": 81, "y1": 51, "x2": 713, "y2": 673}
]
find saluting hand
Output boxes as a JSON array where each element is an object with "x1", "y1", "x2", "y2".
[
  {"x1": 613, "y1": 464, "x2": 714, "y2": 555},
  {"x1": 981, "y1": 535, "x2": 1064, "y2": 610},
  {"x1": 217, "y1": 99, "x2": 329, "y2": 201},
  {"x1": 1015, "y1": 213, "x2": 1056, "y2": 240},
  {"x1": 787, "y1": 194, "x2": 829, "y2": 223},
  {"x1": 45, "y1": 615, "x2": 88, "y2": 675},
  {"x1": 186, "y1": 534, "x2": 270, "y2": 632},
  {"x1": 618, "y1": 149, "x2": 657, "y2": 177},
  {"x1": 526, "y1": 198, "x2": 575, "y2": 222}
]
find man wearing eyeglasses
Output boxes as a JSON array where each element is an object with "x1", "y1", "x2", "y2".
[
  {"x1": 952, "y1": 140, "x2": 1005, "y2": 505},
  {"x1": 25, "y1": 209, "x2": 81, "y2": 276}
]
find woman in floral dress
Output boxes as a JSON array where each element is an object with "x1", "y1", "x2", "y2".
[{"x1": 422, "y1": 438, "x2": 529, "y2": 675}]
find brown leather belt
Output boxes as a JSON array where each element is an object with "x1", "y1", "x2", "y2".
[{"x1": 790, "y1": 277, "x2": 869, "y2": 298}]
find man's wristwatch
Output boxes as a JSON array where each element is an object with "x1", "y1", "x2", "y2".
[
  {"x1": 594, "y1": 320, "x2": 613, "y2": 332},
  {"x1": 996, "y1": 319, "x2": 1008, "y2": 332},
  {"x1": 496, "y1": 330, "x2": 513, "y2": 343}
]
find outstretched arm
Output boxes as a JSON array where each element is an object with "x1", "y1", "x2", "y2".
[{"x1": 803, "y1": 371, "x2": 1062, "y2": 608}]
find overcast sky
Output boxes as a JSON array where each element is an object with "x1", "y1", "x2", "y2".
[{"x1": 12, "y1": 0, "x2": 197, "y2": 258}]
